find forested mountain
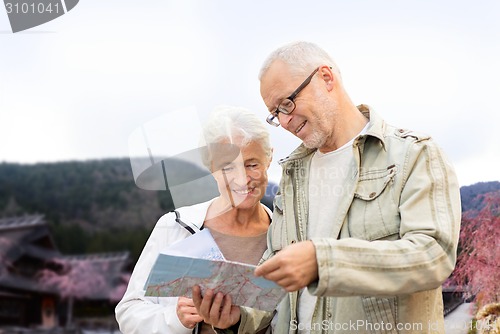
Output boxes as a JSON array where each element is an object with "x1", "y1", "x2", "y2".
[
  {"x1": 0, "y1": 159, "x2": 276, "y2": 261},
  {"x1": 0, "y1": 159, "x2": 497, "y2": 261},
  {"x1": 459, "y1": 181, "x2": 500, "y2": 212}
]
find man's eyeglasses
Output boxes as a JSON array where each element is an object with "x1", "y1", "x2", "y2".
[{"x1": 266, "y1": 67, "x2": 319, "y2": 127}]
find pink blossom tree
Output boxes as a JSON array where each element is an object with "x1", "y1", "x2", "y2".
[
  {"x1": 450, "y1": 192, "x2": 500, "y2": 308},
  {"x1": 37, "y1": 258, "x2": 108, "y2": 327},
  {"x1": 109, "y1": 272, "x2": 131, "y2": 303}
]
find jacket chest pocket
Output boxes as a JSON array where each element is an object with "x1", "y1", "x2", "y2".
[{"x1": 348, "y1": 165, "x2": 400, "y2": 241}]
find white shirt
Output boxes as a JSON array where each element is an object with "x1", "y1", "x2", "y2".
[{"x1": 298, "y1": 123, "x2": 369, "y2": 333}]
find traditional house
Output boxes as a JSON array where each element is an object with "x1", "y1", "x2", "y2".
[{"x1": 0, "y1": 215, "x2": 130, "y2": 329}]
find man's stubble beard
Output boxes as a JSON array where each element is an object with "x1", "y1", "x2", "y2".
[{"x1": 302, "y1": 100, "x2": 335, "y2": 150}]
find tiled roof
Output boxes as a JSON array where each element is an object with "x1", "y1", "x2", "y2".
[
  {"x1": 61, "y1": 251, "x2": 129, "y2": 262},
  {"x1": 0, "y1": 215, "x2": 131, "y2": 301},
  {"x1": 0, "y1": 215, "x2": 45, "y2": 231}
]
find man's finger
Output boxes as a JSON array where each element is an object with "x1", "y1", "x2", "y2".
[{"x1": 254, "y1": 256, "x2": 280, "y2": 277}]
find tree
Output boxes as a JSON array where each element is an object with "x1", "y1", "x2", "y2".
[
  {"x1": 37, "y1": 258, "x2": 108, "y2": 328},
  {"x1": 450, "y1": 191, "x2": 500, "y2": 308}
]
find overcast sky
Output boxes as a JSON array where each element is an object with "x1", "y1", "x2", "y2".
[{"x1": 1, "y1": 0, "x2": 499, "y2": 186}]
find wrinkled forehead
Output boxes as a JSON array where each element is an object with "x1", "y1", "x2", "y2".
[
  {"x1": 260, "y1": 60, "x2": 294, "y2": 85},
  {"x1": 260, "y1": 61, "x2": 297, "y2": 110}
]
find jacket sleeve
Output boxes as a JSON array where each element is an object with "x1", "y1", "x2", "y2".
[
  {"x1": 309, "y1": 138, "x2": 461, "y2": 297},
  {"x1": 239, "y1": 307, "x2": 274, "y2": 333},
  {"x1": 115, "y1": 212, "x2": 193, "y2": 334}
]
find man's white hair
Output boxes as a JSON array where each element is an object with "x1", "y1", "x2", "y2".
[{"x1": 258, "y1": 41, "x2": 341, "y2": 80}]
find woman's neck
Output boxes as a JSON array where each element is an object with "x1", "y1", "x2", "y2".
[{"x1": 204, "y1": 198, "x2": 270, "y2": 236}]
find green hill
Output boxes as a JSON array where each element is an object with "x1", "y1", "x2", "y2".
[
  {"x1": 0, "y1": 159, "x2": 497, "y2": 261},
  {"x1": 0, "y1": 159, "x2": 277, "y2": 261}
]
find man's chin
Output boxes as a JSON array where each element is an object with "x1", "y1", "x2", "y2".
[
  {"x1": 301, "y1": 128, "x2": 327, "y2": 149},
  {"x1": 303, "y1": 138, "x2": 323, "y2": 149}
]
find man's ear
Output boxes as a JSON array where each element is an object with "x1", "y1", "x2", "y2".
[
  {"x1": 319, "y1": 65, "x2": 335, "y2": 91},
  {"x1": 268, "y1": 148, "x2": 274, "y2": 167}
]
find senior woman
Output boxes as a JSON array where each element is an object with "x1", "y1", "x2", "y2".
[{"x1": 115, "y1": 106, "x2": 273, "y2": 334}]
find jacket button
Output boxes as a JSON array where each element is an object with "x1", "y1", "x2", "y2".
[{"x1": 369, "y1": 192, "x2": 376, "y2": 198}]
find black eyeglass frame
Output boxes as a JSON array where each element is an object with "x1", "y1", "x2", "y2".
[{"x1": 266, "y1": 67, "x2": 320, "y2": 127}]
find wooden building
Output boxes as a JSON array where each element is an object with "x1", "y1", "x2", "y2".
[{"x1": 0, "y1": 215, "x2": 130, "y2": 329}]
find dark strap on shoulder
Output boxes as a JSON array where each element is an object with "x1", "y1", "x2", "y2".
[
  {"x1": 174, "y1": 210, "x2": 200, "y2": 235},
  {"x1": 173, "y1": 210, "x2": 203, "y2": 333}
]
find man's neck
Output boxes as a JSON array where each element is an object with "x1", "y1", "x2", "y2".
[{"x1": 319, "y1": 105, "x2": 368, "y2": 153}]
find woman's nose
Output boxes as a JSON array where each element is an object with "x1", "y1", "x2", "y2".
[{"x1": 233, "y1": 164, "x2": 248, "y2": 185}]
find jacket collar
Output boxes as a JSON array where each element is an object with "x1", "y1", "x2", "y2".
[{"x1": 359, "y1": 104, "x2": 386, "y2": 150}]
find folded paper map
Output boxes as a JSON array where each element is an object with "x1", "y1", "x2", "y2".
[
  {"x1": 160, "y1": 229, "x2": 226, "y2": 260},
  {"x1": 144, "y1": 229, "x2": 286, "y2": 312}
]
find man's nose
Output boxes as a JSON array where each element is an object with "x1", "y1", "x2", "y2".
[{"x1": 279, "y1": 113, "x2": 293, "y2": 129}]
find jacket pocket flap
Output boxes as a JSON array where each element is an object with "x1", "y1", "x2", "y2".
[{"x1": 354, "y1": 165, "x2": 397, "y2": 201}]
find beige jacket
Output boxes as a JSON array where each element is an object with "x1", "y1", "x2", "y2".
[{"x1": 234, "y1": 105, "x2": 461, "y2": 334}]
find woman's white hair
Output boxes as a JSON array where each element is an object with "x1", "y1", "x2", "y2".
[
  {"x1": 200, "y1": 105, "x2": 272, "y2": 169},
  {"x1": 258, "y1": 40, "x2": 341, "y2": 80}
]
